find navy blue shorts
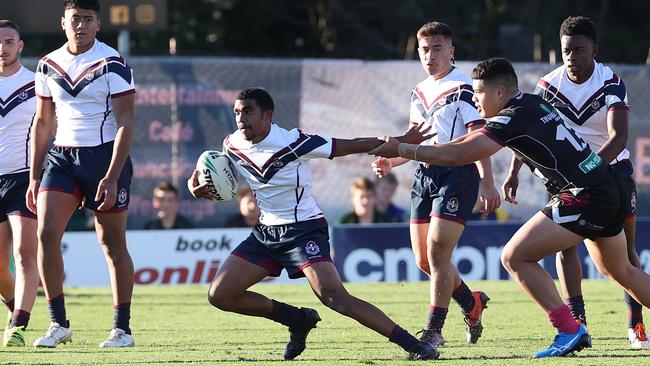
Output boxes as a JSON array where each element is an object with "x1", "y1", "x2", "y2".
[
  {"x1": 0, "y1": 171, "x2": 37, "y2": 223},
  {"x1": 410, "y1": 163, "x2": 480, "y2": 225},
  {"x1": 40, "y1": 141, "x2": 133, "y2": 212},
  {"x1": 541, "y1": 168, "x2": 627, "y2": 240},
  {"x1": 232, "y1": 218, "x2": 333, "y2": 279},
  {"x1": 612, "y1": 159, "x2": 637, "y2": 217}
]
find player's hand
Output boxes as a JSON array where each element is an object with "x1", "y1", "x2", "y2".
[
  {"x1": 369, "y1": 136, "x2": 400, "y2": 158},
  {"x1": 501, "y1": 173, "x2": 519, "y2": 204},
  {"x1": 95, "y1": 177, "x2": 118, "y2": 211},
  {"x1": 478, "y1": 180, "x2": 501, "y2": 213},
  {"x1": 396, "y1": 123, "x2": 435, "y2": 145},
  {"x1": 371, "y1": 157, "x2": 392, "y2": 178},
  {"x1": 26, "y1": 178, "x2": 40, "y2": 214},
  {"x1": 187, "y1": 170, "x2": 213, "y2": 200}
]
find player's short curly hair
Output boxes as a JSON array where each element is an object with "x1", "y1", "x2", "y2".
[
  {"x1": 559, "y1": 16, "x2": 597, "y2": 43},
  {"x1": 416, "y1": 22, "x2": 453, "y2": 41},
  {"x1": 236, "y1": 88, "x2": 275, "y2": 112},
  {"x1": 63, "y1": 0, "x2": 100, "y2": 15},
  {"x1": 471, "y1": 57, "x2": 519, "y2": 90}
]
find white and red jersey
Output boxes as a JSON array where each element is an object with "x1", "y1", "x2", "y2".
[
  {"x1": 410, "y1": 67, "x2": 484, "y2": 145},
  {"x1": 35, "y1": 39, "x2": 135, "y2": 147},
  {"x1": 534, "y1": 61, "x2": 629, "y2": 163},
  {"x1": 0, "y1": 66, "x2": 36, "y2": 175},
  {"x1": 223, "y1": 123, "x2": 334, "y2": 226}
]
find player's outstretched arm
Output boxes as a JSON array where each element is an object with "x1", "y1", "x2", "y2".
[
  {"x1": 332, "y1": 123, "x2": 433, "y2": 158},
  {"x1": 370, "y1": 129, "x2": 502, "y2": 167},
  {"x1": 502, "y1": 153, "x2": 523, "y2": 204},
  {"x1": 27, "y1": 98, "x2": 56, "y2": 213}
]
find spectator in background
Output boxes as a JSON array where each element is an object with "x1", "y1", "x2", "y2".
[
  {"x1": 374, "y1": 173, "x2": 406, "y2": 222},
  {"x1": 143, "y1": 181, "x2": 194, "y2": 229},
  {"x1": 225, "y1": 185, "x2": 260, "y2": 228},
  {"x1": 339, "y1": 177, "x2": 396, "y2": 224}
]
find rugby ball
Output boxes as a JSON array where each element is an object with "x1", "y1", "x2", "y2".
[{"x1": 195, "y1": 150, "x2": 238, "y2": 201}]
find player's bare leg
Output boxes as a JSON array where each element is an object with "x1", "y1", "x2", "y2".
[
  {"x1": 0, "y1": 221, "x2": 15, "y2": 314},
  {"x1": 303, "y1": 261, "x2": 438, "y2": 360},
  {"x1": 501, "y1": 212, "x2": 590, "y2": 358},
  {"x1": 410, "y1": 222, "x2": 430, "y2": 274},
  {"x1": 3, "y1": 216, "x2": 38, "y2": 347},
  {"x1": 33, "y1": 191, "x2": 78, "y2": 347},
  {"x1": 95, "y1": 210, "x2": 134, "y2": 347},
  {"x1": 621, "y1": 215, "x2": 650, "y2": 348}
]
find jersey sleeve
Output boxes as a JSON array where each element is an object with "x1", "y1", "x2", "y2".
[
  {"x1": 605, "y1": 74, "x2": 629, "y2": 111},
  {"x1": 35, "y1": 59, "x2": 52, "y2": 100},
  {"x1": 480, "y1": 111, "x2": 519, "y2": 147},
  {"x1": 457, "y1": 88, "x2": 484, "y2": 128},
  {"x1": 296, "y1": 132, "x2": 335, "y2": 160},
  {"x1": 409, "y1": 90, "x2": 426, "y2": 126},
  {"x1": 106, "y1": 57, "x2": 136, "y2": 98},
  {"x1": 533, "y1": 78, "x2": 548, "y2": 99}
]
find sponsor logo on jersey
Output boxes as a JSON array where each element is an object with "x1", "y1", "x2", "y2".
[
  {"x1": 446, "y1": 197, "x2": 459, "y2": 213},
  {"x1": 305, "y1": 241, "x2": 320, "y2": 256},
  {"x1": 590, "y1": 99, "x2": 600, "y2": 111},
  {"x1": 271, "y1": 159, "x2": 284, "y2": 168},
  {"x1": 539, "y1": 104, "x2": 561, "y2": 124}
]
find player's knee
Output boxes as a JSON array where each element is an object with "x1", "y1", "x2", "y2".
[
  {"x1": 37, "y1": 226, "x2": 61, "y2": 249},
  {"x1": 318, "y1": 287, "x2": 350, "y2": 314},
  {"x1": 500, "y1": 250, "x2": 515, "y2": 274},
  {"x1": 208, "y1": 285, "x2": 234, "y2": 311},
  {"x1": 13, "y1": 247, "x2": 36, "y2": 270}
]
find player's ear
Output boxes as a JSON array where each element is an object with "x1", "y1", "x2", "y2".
[
  {"x1": 61, "y1": 17, "x2": 66, "y2": 31},
  {"x1": 17, "y1": 40, "x2": 24, "y2": 55},
  {"x1": 592, "y1": 42, "x2": 599, "y2": 59},
  {"x1": 262, "y1": 109, "x2": 273, "y2": 122}
]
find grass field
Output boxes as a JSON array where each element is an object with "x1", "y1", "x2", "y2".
[{"x1": 3, "y1": 280, "x2": 650, "y2": 365}]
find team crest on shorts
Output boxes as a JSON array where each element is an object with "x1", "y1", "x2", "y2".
[
  {"x1": 446, "y1": 197, "x2": 459, "y2": 213},
  {"x1": 118, "y1": 188, "x2": 128, "y2": 204},
  {"x1": 305, "y1": 241, "x2": 320, "y2": 256}
]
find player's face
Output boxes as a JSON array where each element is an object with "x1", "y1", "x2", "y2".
[
  {"x1": 0, "y1": 27, "x2": 23, "y2": 69},
  {"x1": 472, "y1": 80, "x2": 502, "y2": 118},
  {"x1": 233, "y1": 99, "x2": 272, "y2": 143},
  {"x1": 62, "y1": 7, "x2": 100, "y2": 52},
  {"x1": 561, "y1": 35, "x2": 598, "y2": 83},
  {"x1": 417, "y1": 35, "x2": 454, "y2": 78}
]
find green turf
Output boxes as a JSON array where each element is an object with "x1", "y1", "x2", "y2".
[{"x1": 2, "y1": 280, "x2": 650, "y2": 365}]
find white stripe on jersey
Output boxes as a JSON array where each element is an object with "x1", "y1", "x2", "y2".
[
  {"x1": 536, "y1": 62, "x2": 629, "y2": 163},
  {"x1": 35, "y1": 40, "x2": 135, "y2": 147},
  {"x1": 0, "y1": 66, "x2": 35, "y2": 175},
  {"x1": 223, "y1": 124, "x2": 334, "y2": 226},
  {"x1": 410, "y1": 67, "x2": 483, "y2": 145}
]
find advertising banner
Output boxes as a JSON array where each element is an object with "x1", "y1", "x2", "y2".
[
  {"x1": 61, "y1": 228, "x2": 297, "y2": 286},
  {"x1": 332, "y1": 220, "x2": 650, "y2": 283}
]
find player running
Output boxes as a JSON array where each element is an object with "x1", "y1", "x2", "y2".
[
  {"x1": 27, "y1": 0, "x2": 136, "y2": 348},
  {"x1": 0, "y1": 20, "x2": 39, "y2": 347},
  {"x1": 371, "y1": 57, "x2": 650, "y2": 358},
  {"x1": 502, "y1": 16, "x2": 649, "y2": 349},
  {"x1": 371, "y1": 22, "x2": 499, "y2": 347},
  {"x1": 188, "y1": 87, "x2": 439, "y2": 361}
]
